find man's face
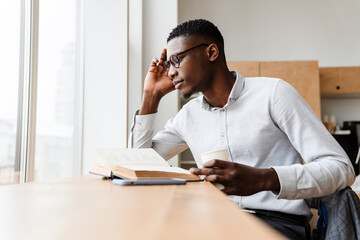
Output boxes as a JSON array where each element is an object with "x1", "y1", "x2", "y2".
[{"x1": 166, "y1": 36, "x2": 211, "y2": 98}]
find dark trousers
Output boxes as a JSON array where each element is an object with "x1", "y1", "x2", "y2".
[{"x1": 249, "y1": 209, "x2": 311, "y2": 240}]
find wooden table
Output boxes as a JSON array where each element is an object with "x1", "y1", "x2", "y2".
[{"x1": 0, "y1": 175, "x2": 285, "y2": 240}]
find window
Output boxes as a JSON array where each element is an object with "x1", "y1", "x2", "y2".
[
  {"x1": 0, "y1": 0, "x2": 21, "y2": 184},
  {"x1": 0, "y1": 0, "x2": 83, "y2": 184},
  {"x1": 0, "y1": 0, "x2": 132, "y2": 183},
  {"x1": 33, "y1": 0, "x2": 82, "y2": 181}
]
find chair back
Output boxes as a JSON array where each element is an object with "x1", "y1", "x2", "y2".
[{"x1": 307, "y1": 187, "x2": 360, "y2": 240}]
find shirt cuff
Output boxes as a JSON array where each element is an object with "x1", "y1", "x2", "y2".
[
  {"x1": 271, "y1": 166, "x2": 298, "y2": 199},
  {"x1": 133, "y1": 110, "x2": 157, "y2": 131}
]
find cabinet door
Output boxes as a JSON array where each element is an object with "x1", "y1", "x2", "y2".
[
  {"x1": 227, "y1": 61, "x2": 260, "y2": 77},
  {"x1": 260, "y1": 61, "x2": 321, "y2": 118},
  {"x1": 320, "y1": 67, "x2": 360, "y2": 94}
]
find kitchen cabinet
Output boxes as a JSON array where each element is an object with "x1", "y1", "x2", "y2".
[{"x1": 320, "y1": 67, "x2": 360, "y2": 94}]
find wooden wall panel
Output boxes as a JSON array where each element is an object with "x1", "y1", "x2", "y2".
[
  {"x1": 260, "y1": 61, "x2": 321, "y2": 118},
  {"x1": 227, "y1": 61, "x2": 260, "y2": 77},
  {"x1": 320, "y1": 67, "x2": 360, "y2": 94}
]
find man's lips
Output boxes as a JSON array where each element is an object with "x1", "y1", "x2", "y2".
[{"x1": 173, "y1": 80, "x2": 184, "y2": 89}]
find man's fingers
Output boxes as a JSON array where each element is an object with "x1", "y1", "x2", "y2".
[
  {"x1": 158, "y1": 48, "x2": 167, "y2": 65},
  {"x1": 189, "y1": 167, "x2": 222, "y2": 176},
  {"x1": 203, "y1": 159, "x2": 233, "y2": 169},
  {"x1": 189, "y1": 167, "x2": 201, "y2": 175},
  {"x1": 150, "y1": 58, "x2": 159, "y2": 67},
  {"x1": 204, "y1": 174, "x2": 227, "y2": 184}
]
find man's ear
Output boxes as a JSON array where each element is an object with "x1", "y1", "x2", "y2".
[{"x1": 207, "y1": 44, "x2": 219, "y2": 62}]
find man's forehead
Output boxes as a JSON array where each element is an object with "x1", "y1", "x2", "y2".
[
  {"x1": 166, "y1": 36, "x2": 198, "y2": 55},
  {"x1": 166, "y1": 37, "x2": 187, "y2": 55}
]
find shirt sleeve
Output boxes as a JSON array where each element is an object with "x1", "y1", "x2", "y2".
[
  {"x1": 270, "y1": 80, "x2": 355, "y2": 199},
  {"x1": 129, "y1": 110, "x2": 188, "y2": 160}
]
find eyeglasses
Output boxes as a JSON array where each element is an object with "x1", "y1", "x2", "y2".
[{"x1": 162, "y1": 43, "x2": 210, "y2": 72}]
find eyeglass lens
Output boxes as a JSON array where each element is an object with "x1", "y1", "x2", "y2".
[
  {"x1": 170, "y1": 55, "x2": 180, "y2": 68},
  {"x1": 162, "y1": 43, "x2": 209, "y2": 72},
  {"x1": 162, "y1": 57, "x2": 179, "y2": 72}
]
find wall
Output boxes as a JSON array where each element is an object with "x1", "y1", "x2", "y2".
[
  {"x1": 322, "y1": 97, "x2": 360, "y2": 127},
  {"x1": 179, "y1": 0, "x2": 360, "y2": 66},
  {"x1": 82, "y1": 0, "x2": 128, "y2": 173},
  {"x1": 178, "y1": 0, "x2": 360, "y2": 124},
  {"x1": 128, "y1": 0, "x2": 143, "y2": 144}
]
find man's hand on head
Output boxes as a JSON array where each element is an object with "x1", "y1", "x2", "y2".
[
  {"x1": 140, "y1": 48, "x2": 175, "y2": 115},
  {"x1": 190, "y1": 160, "x2": 280, "y2": 196},
  {"x1": 144, "y1": 48, "x2": 175, "y2": 97}
]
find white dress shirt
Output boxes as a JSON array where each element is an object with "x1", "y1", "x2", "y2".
[{"x1": 130, "y1": 71, "x2": 355, "y2": 217}]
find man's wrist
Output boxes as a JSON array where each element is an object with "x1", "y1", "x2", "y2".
[
  {"x1": 262, "y1": 168, "x2": 280, "y2": 193},
  {"x1": 139, "y1": 92, "x2": 162, "y2": 115}
]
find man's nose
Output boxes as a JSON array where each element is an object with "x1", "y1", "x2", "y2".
[{"x1": 167, "y1": 65, "x2": 178, "y2": 80}]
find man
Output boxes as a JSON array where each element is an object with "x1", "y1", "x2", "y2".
[{"x1": 130, "y1": 19, "x2": 355, "y2": 239}]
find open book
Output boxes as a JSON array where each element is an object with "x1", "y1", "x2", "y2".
[{"x1": 90, "y1": 148, "x2": 200, "y2": 181}]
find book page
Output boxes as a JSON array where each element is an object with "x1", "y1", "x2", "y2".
[
  {"x1": 96, "y1": 148, "x2": 170, "y2": 167},
  {"x1": 126, "y1": 166, "x2": 191, "y2": 174}
]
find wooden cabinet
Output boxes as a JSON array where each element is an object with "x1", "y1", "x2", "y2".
[
  {"x1": 320, "y1": 67, "x2": 360, "y2": 94},
  {"x1": 228, "y1": 61, "x2": 321, "y2": 118}
]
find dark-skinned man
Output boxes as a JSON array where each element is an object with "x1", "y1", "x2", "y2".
[{"x1": 130, "y1": 19, "x2": 355, "y2": 239}]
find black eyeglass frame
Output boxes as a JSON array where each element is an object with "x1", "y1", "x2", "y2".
[{"x1": 162, "y1": 43, "x2": 210, "y2": 72}]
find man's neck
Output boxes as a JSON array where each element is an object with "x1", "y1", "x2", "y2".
[{"x1": 202, "y1": 70, "x2": 236, "y2": 108}]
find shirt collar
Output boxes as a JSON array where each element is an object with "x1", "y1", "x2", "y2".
[{"x1": 201, "y1": 71, "x2": 245, "y2": 111}]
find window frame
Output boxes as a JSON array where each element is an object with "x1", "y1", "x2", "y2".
[{"x1": 15, "y1": 0, "x2": 39, "y2": 183}]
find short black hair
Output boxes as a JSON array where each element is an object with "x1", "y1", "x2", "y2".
[{"x1": 167, "y1": 19, "x2": 224, "y2": 47}]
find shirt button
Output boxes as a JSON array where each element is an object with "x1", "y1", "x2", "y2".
[{"x1": 221, "y1": 132, "x2": 225, "y2": 137}]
